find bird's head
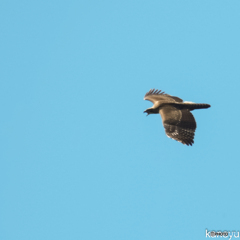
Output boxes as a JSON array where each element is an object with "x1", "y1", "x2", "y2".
[{"x1": 143, "y1": 108, "x2": 154, "y2": 116}]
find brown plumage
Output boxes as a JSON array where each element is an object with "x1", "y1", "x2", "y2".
[{"x1": 144, "y1": 89, "x2": 210, "y2": 146}]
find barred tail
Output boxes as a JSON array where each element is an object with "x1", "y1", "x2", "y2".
[
  {"x1": 172, "y1": 103, "x2": 211, "y2": 111},
  {"x1": 187, "y1": 103, "x2": 211, "y2": 110}
]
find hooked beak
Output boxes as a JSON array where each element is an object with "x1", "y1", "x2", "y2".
[{"x1": 143, "y1": 110, "x2": 149, "y2": 116}]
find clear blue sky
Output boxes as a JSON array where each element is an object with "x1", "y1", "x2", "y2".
[{"x1": 1, "y1": 1, "x2": 240, "y2": 239}]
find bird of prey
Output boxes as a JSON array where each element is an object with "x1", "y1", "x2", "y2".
[{"x1": 144, "y1": 89, "x2": 210, "y2": 146}]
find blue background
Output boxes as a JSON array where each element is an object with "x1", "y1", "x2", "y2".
[{"x1": 1, "y1": 1, "x2": 240, "y2": 239}]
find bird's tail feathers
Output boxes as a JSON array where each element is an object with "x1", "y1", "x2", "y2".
[{"x1": 173, "y1": 103, "x2": 211, "y2": 111}]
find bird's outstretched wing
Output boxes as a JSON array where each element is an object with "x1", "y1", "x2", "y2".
[
  {"x1": 144, "y1": 89, "x2": 183, "y2": 104},
  {"x1": 159, "y1": 106, "x2": 196, "y2": 146}
]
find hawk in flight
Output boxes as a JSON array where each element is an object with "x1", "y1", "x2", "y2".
[{"x1": 144, "y1": 89, "x2": 211, "y2": 146}]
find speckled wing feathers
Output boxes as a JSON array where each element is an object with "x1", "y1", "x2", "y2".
[{"x1": 161, "y1": 109, "x2": 196, "y2": 146}]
